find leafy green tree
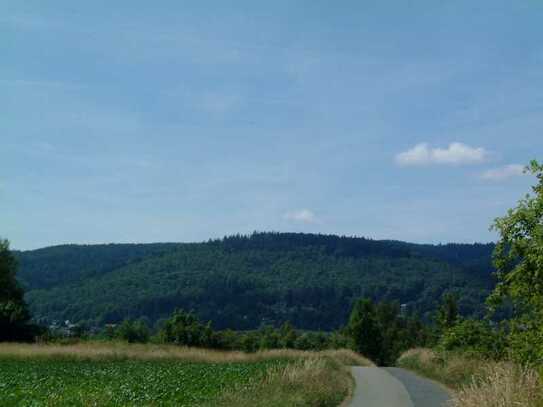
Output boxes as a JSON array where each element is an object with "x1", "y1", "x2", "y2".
[
  {"x1": 328, "y1": 331, "x2": 353, "y2": 350},
  {"x1": 115, "y1": 319, "x2": 150, "y2": 343},
  {"x1": 279, "y1": 321, "x2": 298, "y2": 348},
  {"x1": 346, "y1": 298, "x2": 431, "y2": 365},
  {"x1": 158, "y1": 309, "x2": 213, "y2": 347},
  {"x1": 347, "y1": 298, "x2": 384, "y2": 364},
  {"x1": 436, "y1": 292, "x2": 460, "y2": 332},
  {"x1": 240, "y1": 331, "x2": 259, "y2": 353},
  {"x1": 258, "y1": 325, "x2": 281, "y2": 349},
  {"x1": 0, "y1": 239, "x2": 34, "y2": 341},
  {"x1": 293, "y1": 333, "x2": 314, "y2": 350},
  {"x1": 489, "y1": 160, "x2": 543, "y2": 364}
]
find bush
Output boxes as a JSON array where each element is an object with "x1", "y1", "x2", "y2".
[
  {"x1": 115, "y1": 319, "x2": 150, "y2": 343},
  {"x1": 438, "y1": 319, "x2": 507, "y2": 359},
  {"x1": 158, "y1": 309, "x2": 214, "y2": 347},
  {"x1": 507, "y1": 318, "x2": 543, "y2": 366}
]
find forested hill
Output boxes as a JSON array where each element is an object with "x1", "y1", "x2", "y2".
[{"x1": 15, "y1": 232, "x2": 496, "y2": 331}]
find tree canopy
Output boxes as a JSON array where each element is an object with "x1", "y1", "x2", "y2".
[
  {"x1": 489, "y1": 160, "x2": 543, "y2": 364},
  {"x1": 16, "y1": 233, "x2": 495, "y2": 331},
  {"x1": 0, "y1": 239, "x2": 34, "y2": 341}
]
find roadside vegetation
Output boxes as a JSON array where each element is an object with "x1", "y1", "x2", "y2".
[
  {"x1": 213, "y1": 355, "x2": 353, "y2": 407},
  {"x1": 398, "y1": 349, "x2": 543, "y2": 407},
  {"x1": 398, "y1": 160, "x2": 543, "y2": 407}
]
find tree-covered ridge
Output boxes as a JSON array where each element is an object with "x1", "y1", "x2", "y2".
[
  {"x1": 16, "y1": 243, "x2": 183, "y2": 290},
  {"x1": 16, "y1": 233, "x2": 495, "y2": 331}
]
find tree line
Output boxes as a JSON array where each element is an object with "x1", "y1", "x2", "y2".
[
  {"x1": 3, "y1": 237, "x2": 434, "y2": 363},
  {"x1": 16, "y1": 232, "x2": 494, "y2": 331}
]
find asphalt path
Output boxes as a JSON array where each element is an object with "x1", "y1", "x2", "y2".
[{"x1": 349, "y1": 367, "x2": 451, "y2": 407}]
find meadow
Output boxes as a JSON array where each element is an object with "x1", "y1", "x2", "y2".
[{"x1": 0, "y1": 342, "x2": 370, "y2": 407}]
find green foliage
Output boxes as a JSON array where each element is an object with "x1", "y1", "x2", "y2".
[
  {"x1": 348, "y1": 299, "x2": 384, "y2": 363},
  {"x1": 114, "y1": 319, "x2": 150, "y2": 343},
  {"x1": 158, "y1": 309, "x2": 215, "y2": 347},
  {"x1": 347, "y1": 298, "x2": 431, "y2": 365},
  {"x1": 489, "y1": 160, "x2": 543, "y2": 365},
  {"x1": 403, "y1": 161, "x2": 543, "y2": 369},
  {"x1": 0, "y1": 239, "x2": 36, "y2": 342},
  {"x1": 16, "y1": 243, "x2": 180, "y2": 290},
  {"x1": 436, "y1": 292, "x2": 460, "y2": 332},
  {"x1": 16, "y1": 233, "x2": 495, "y2": 331},
  {"x1": 0, "y1": 358, "x2": 280, "y2": 406},
  {"x1": 438, "y1": 319, "x2": 507, "y2": 359},
  {"x1": 507, "y1": 317, "x2": 543, "y2": 365},
  {"x1": 83, "y1": 307, "x2": 349, "y2": 352}
]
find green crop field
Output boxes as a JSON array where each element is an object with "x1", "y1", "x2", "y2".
[{"x1": 0, "y1": 358, "x2": 283, "y2": 406}]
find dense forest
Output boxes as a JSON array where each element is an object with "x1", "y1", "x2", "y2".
[{"x1": 15, "y1": 233, "x2": 496, "y2": 331}]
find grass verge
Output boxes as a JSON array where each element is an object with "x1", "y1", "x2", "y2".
[
  {"x1": 213, "y1": 354, "x2": 354, "y2": 407},
  {"x1": 397, "y1": 348, "x2": 543, "y2": 407}
]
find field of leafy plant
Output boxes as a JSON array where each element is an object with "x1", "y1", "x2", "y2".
[{"x1": 0, "y1": 358, "x2": 283, "y2": 406}]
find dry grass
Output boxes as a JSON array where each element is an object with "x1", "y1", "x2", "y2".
[
  {"x1": 399, "y1": 348, "x2": 436, "y2": 365},
  {"x1": 451, "y1": 363, "x2": 543, "y2": 407},
  {"x1": 398, "y1": 348, "x2": 543, "y2": 407},
  {"x1": 0, "y1": 341, "x2": 372, "y2": 365},
  {"x1": 212, "y1": 353, "x2": 357, "y2": 407},
  {"x1": 397, "y1": 348, "x2": 484, "y2": 389}
]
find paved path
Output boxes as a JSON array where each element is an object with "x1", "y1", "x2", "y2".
[{"x1": 349, "y1": 367, "x2": 451, "y2": 407}]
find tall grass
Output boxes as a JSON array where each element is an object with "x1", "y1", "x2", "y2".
[
  {"x1": 397, "y1": 348, "x2": 543, "y2": 407},
  {"x1": 452, "y1": 363, "x2": 543, "y2": 407},
  {"x1": 0, "y1": 341, "x2": 371, "y2": 365},
  {"x1": 212, "y1": 354, "x2": 356, "y2": 407},
  {"x1": 397, "y1": 348, "x2": 481, "y2": 388}
]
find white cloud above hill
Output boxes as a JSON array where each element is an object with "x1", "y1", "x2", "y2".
[{"x1": 396, "y1": 142, "x2": 488, "y2": 166}]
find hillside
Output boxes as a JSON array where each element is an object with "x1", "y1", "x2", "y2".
[{"x1": 15, "y1": 233, "x2": 496, "y2": 330}]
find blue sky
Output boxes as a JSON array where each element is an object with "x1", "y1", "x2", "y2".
[{"x1": 2, "y1": 1, "x2": 542, "y2": 250}]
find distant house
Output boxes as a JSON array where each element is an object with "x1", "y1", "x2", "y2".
[{"x1": 48, "y1": 320, "x2": 81, "y2": 337}]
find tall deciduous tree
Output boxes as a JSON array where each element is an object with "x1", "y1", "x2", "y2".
[
  {"x1": 489, "y1": 160, "x2": 543, "y2": 364},
  {"x1": 347, "y1": 298, "x2": 384, "y2": 364},
  {"x1": 0, "y1": 239, "x2": 32, "y2": 341}
]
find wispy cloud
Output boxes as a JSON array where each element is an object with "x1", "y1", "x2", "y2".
[
  {"x1": 395, "y1": 142, "x2": 488, "y2": 166},
  {"x1": 284, "y1": 209, "x2": 318, "y2": 224},
  {"x1": 198, "y1": 91, "x2": 243, "y2": 114},
  {"x1": 481, "y1": 164, "x2": 525, "y2": 181}
]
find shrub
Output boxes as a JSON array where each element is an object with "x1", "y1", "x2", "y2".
[
  {"x1": 158, "y1": 309, "x2": 214, "y2": 347},
  {"x1": 438, "y1": 319, "x2": 507, "y2": 359},
  {"x1": 115, "y1": 319, "x2": 150, "y2": 343},
  {"x1": 507, "y1": 318, "x2": 543, "y2": 366}
]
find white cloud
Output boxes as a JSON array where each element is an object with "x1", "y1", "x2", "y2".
[
  {"x1": 481, "y1": 164, "x2": 525, "y2": 181},
  {"x1": 395, "y1": 142, "x2": 488, "y2": 166},
  {"x1": 284, "y1": 209, "x2": 318, "y2": 224}
]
